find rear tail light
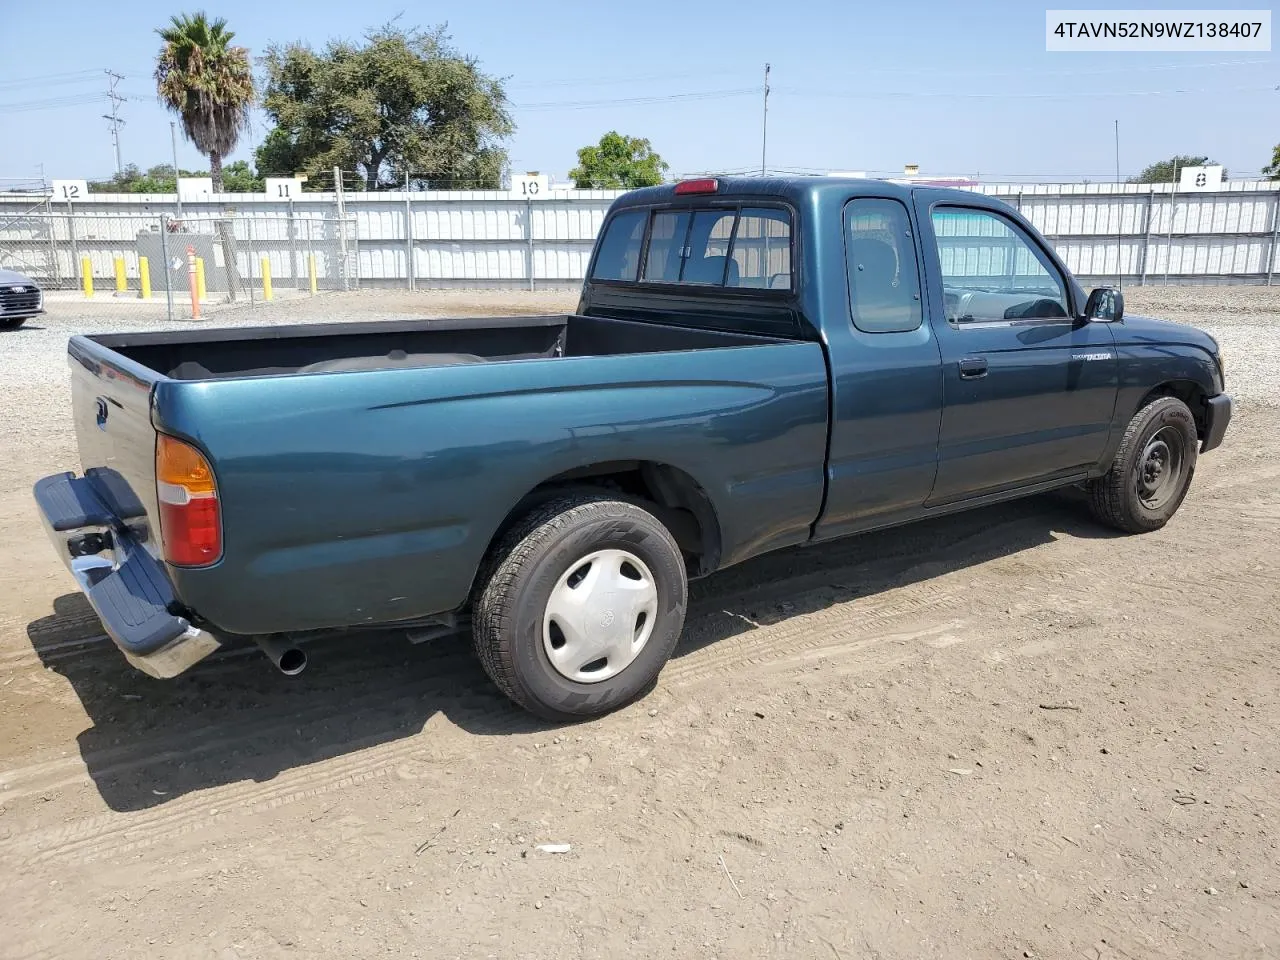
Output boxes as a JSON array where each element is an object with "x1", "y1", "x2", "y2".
[
  {"x1": 156, "y1": 434, "x2": 222, "y2": 566},
  {"x1": 674, "y1": 178, "x2": 719, "y2": 195}
]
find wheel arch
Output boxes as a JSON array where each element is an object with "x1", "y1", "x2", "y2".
[
  {"x1": 472, "y1": 460, "x2": 724, "y2": 597},
  {"x1": 1134, "y1": 379, "x2": 1210, "y2": 439}
]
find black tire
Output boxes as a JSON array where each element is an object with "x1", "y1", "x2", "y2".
[
  {"x1": 1087, "y1": 396, "x2": 1198, "y2": 533},
  {"x1": 0, "y1": 317, "x2": 27, "y2": 331},
  {"x1": 473, "y1": 493, "x2": 688, "y2": 721}
]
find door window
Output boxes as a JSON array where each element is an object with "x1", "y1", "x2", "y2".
[{"x1": 930, "y1": 208, "x2": 1068, "y2": 324}]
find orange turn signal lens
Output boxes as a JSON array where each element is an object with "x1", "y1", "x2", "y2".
[{"x1": 157, "y1": 433, "x2": 216, "y2": 496}]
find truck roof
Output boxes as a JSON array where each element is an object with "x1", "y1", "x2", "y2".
[{"x1": 610, "y1": 175, "x2": 983, "y2": 210}]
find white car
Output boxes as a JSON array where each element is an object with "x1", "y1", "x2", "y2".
[{"x1": 0, "y1": 268, "x2": 43, "y2": 330}]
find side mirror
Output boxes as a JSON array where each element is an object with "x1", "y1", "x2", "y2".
[{"x1": 1083, "y1": 286, "x2": 1124, "y2": 323}]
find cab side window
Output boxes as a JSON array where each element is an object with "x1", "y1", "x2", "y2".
[
  {"x1": 930, "y1": 207, "x2": 1069, "y2": 324},
  {"x1": 844, "y1": 198, "x2": 923, "y2": 333}
]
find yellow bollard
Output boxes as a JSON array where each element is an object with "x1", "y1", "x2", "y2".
[
  {"x1": 81, "y1": 256, "x2": 93, "y2": 297},
  {"x1": 261, "y1": 257, "x2": 273, "y2": 301},
  {"x1": 114, "y1": 256, "x2": 126, "y2": 293},
  {"x1": 308, "y1": 253, "x2": 317, "y2": 295},
  {"x1": 139, "y1": 257, "x2": 152, "y2": 299},
  {"x1": 195, "y1": 257, "x2": 206, "y2": 303}
]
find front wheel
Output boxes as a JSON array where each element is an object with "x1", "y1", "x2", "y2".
[
  {"x1": 0, "y1": 317, "x2": 27, "y2": 331},
  {"x1": 1087, "y1": 396, "x2": 1199, "y2": 533},
  {"x1": 473, "y1": 493, "x2": 688, "y2": 721}
]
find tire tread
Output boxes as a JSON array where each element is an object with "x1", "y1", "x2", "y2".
[
  {"x1": 1087, "y1": 396, "x2": 1196, "y2": 534},
  {"x1": 472, "y1": 492, "x2": 682, "y2": 719}
]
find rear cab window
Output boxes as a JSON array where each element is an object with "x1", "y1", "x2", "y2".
[{"x1": 591, "y1": 203, "x2": 793, "y2": 291}]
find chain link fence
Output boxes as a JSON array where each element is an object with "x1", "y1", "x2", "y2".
[{"x1": 0, "y1": 210, "x2": 358, "y2": 320}]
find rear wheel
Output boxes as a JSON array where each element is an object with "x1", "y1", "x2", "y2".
[
  {"x1": 1087, "y1": 396, "x2": 1198, "y2": 533},
  {"x1": 473, "y1": 493, "x2": 688, "y2": 721}
]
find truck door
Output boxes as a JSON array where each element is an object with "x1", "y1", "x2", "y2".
[
  {"x1": 915, "y1": 199, "x2": 1118, "y2": 504},
  {"x1": 814, "y1": 196, "x2": 945, "y2": 540}
]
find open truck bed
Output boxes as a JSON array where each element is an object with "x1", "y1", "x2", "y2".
[{"x1": 91, "y1": 313, "x2": 781, "y2": 380}]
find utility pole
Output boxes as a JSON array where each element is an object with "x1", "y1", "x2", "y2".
[
  {"x1": 103, "y1": 70, "x2": 126, "y2": 173},
  {"x1": 171, "y1": 121, "x2": 183, "y2": 217},
  {"x1": 1115, "y1": 119, "x2": 1123, "y2": 290},
  {"x1": 760, "y1": 63, "x2": 771, "y2": 177}
]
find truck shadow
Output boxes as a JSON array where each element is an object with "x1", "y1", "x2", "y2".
[{"x1": 27, "y1": 490, "x2": 1116, "y2": 812}]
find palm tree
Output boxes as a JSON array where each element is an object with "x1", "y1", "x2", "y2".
[{"x1": 155, "y1": 12, "x2": 254, "y2": 192}]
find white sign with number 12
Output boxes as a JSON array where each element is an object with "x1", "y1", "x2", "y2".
[{"x1": 52, "y1": 179, "x2": 88, "y2": 202}]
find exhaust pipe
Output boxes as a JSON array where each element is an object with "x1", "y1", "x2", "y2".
[{"x1": 255, "y1": 634, "x2": 307, "y2": 676}]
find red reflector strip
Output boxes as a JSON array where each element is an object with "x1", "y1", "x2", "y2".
[{"x1": 674, "y1": 178, "x2": 719, "y2": 195}]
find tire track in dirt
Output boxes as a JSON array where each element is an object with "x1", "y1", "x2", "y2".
[
  {"x1": 0, "y1": 569, "x2": 983, "y2": 868},
  {"x1": 669, "y1": 584, "x2": 966, "y2": 687}
]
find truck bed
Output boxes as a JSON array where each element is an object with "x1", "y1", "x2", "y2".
[
  {"x1": 62, "y1": 312, "x2": 831, "y2": 643},
  {"x1": 88, "y1": 313, "x2": 784, "y2": 381}
]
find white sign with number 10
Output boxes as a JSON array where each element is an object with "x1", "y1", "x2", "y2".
[{"x1": 512, "y1": 174, "x2": 549, "y2": 198}]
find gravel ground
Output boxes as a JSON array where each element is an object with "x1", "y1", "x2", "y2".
[{"x1": 1121, "y1": 286, "x2": 1278, "y2": 410}]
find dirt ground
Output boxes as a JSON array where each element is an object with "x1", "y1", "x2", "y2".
[{"x1": 1, "y1": 288, "x2": 1277, "y2": 960}]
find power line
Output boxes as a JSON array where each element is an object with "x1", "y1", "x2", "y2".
[
  {"x1": 0, "y1": 69, "x2": 104, "y2": 90},
  {"x1": 774, "y1": 82, "x2": 1276, "y2": 101},
  {"x1": 512, "y1": 87, "x2": 757, "y2": 111},
  {"x1": 0, "y1": 93, "x2": 108, "y2": 113},
  {"x1": 508, "y1": 68, "x2": 750, "y2": 90}
]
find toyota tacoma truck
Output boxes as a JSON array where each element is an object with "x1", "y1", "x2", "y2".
[{"x1": 34, "y1": 176, "x2": 1231, "y2": 719}]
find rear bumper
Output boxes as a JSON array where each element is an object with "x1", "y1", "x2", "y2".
[
  {"x1": 1201, "y1": 394, "x2": 1232, "y2": 453},
  {"x1": 32, "y1": 472, "x2": 220, "y2": 678}
]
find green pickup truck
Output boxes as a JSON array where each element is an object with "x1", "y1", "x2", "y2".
[{"x1": 35, "y1": 176, "x2": 1231, "y2": 719}]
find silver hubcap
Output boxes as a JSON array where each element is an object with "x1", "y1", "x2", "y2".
[{"x1": 542, "y1": 549, "x2": 659, "y2": 684}]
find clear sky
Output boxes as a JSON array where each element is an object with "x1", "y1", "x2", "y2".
[{"x1": 2, "y1": 0, "x2": 1276, "y2": 184}]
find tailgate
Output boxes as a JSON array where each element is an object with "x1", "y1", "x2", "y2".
[{"x1": 66, "y1": 336, "x2": 164, "y2": 552}]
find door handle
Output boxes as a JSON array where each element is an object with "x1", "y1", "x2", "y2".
[{"x1": 958, "y1": 357, "x2": 988, "y2": 380}]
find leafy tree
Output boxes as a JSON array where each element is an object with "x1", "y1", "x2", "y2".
[
  {"x1": 217, "y1": 160, "x2": 263, "y2": 191},
  {"x1": 1128, "y1": 154, "x2": 1226, "y2": 184},
  {"x1": 258, "y1": 22, "x2": 513, "y2": 190},
  {"x1": 570, "y1": 132, "x2": 669, "y2": 189},
  {"x1": 1263, "y1": 144, "x2": 1280, "y2": 179},
  {"x1": 88, "y1": 161, "x2": 263, "y2": 193},
  {"x1": 155, "y1": 13, "x2": 255, "y2": 192}
]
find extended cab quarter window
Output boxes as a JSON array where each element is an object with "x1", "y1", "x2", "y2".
[
  {"x1": 930, "y1": 207, "x2": 1069, "y2": 324},
  {"x1": 845, "y1": 198, "x2": 923, "y2": 333}
]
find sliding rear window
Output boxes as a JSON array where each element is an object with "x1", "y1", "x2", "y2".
[{"x1": 591, "y1": 204, "x2": 792, "y2": 291}]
